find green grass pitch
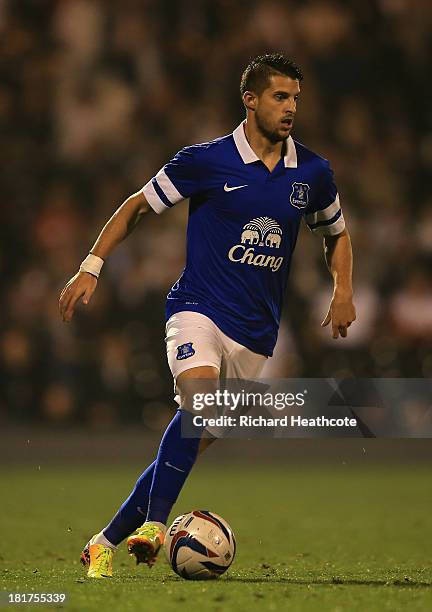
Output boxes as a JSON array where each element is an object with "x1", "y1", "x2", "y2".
[{"x1": 1, "y1": 461, "x2": 431, "y2": 611}]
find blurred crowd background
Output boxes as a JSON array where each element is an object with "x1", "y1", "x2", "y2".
[{"x1": 1, "y1": 0, "x2": 431, "y2": 428}]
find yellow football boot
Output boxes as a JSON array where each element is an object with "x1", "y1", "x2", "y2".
[
  {"x1": 127, "y1": 523, "x2": 165, "y2": 567},
  {"x1": 81, "y1": 536, "x2": 113, "y2": 578}
]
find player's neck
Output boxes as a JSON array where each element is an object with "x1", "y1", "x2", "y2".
[{"x1": 243, "y1": 120, "x2": 284, "y2": 172}]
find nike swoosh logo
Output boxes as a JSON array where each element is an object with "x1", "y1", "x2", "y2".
[
  {"x1": 164, "y1": 461, "x2": 186, "y2": 473},
  {"x1": 224, "y1": 183, "x2": 248, "y2": 192},
  {"x1": 137, "y1": 506, "x2": 146, "y2": 516}
]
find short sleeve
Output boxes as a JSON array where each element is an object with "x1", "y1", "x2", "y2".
[
  {"x1": 304, "y1": 161, "x2": 345, "y2": 236},
  {"x1": 142, "y1": 146, "x2": 201, "y2": 214}
]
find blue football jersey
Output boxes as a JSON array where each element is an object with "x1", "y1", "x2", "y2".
[{"x1": 142, "y1": 122, "x2": 345, "y2": 356}]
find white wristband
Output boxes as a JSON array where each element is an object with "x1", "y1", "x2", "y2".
[{"x1": 79, "y1": 253, "x2": 104, "y2": 278}]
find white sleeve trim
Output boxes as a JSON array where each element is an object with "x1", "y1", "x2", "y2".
[
  {"x1": 155, "y1": 168, "x2": 184, "y2": 204},
  {"x1": 142, "y1": 180, "x2": 169, "y2": 214},
  {"x1": 305, "y1": 194, "x2": 340, "y2": 225},
  {"x1": 141, "y1": 179, "x2": 169, "y2": 215},
  {"x1": 310, "y1": 213, "x2": 346, "y2": 236}
]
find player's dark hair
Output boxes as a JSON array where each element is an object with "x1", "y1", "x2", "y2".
[{"x1": 240, "y1": 53, "x2": 303, "y2": 97}]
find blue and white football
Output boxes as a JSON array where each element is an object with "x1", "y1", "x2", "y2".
[{"x1": 164, "y1": 510, "x2": 236, "y2": 580}]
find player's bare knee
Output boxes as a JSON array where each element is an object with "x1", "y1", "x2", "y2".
[{"x1": 177, "y1": 366, "x2": 219, "y2": 413}]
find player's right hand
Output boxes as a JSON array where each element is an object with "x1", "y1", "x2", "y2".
[{"x1": 59, "y1": 271, "x2": 97, "y2": 323}]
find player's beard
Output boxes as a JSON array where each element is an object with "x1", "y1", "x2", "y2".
[{"x1": 255, "y1": 109, "x2": 285, "y2": 144}]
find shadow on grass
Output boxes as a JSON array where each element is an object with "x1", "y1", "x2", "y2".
[
  {"x1": 221, "y1": 577, "x2": 432, "y2": 588},
  {"x1": 73, "y1": 572, "x2": 431, "y2": 589}
]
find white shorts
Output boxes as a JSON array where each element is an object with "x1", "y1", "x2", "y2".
[{"x1": 166, "y1": 311, "x2": 267, "y2": 388}]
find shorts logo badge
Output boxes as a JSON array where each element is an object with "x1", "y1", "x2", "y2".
[
  {"x1": 290, "y1": 182, "x2": 310, "y2": 209},
  {"x1": 176, "y1": 342, "x2": 195, "y2": 360}
]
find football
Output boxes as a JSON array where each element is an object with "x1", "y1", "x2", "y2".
[{"x1": 164, "y1": 510, "x2": 236, "y2": 580}]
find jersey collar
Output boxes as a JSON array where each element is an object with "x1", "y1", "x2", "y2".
[{"x1": 232, "y1": 121, "x2": 297, "y2": 168}]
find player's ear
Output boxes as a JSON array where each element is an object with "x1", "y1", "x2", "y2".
[{"x1": 243, "y1": 91, "x2": 257, "y2": 112}]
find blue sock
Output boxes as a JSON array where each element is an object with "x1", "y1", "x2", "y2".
[
  {"x1": 146, "y1": 409, "x2": 202, "y2": 525},
  {"x1": 103, "y1": 461, "x2": 155, "y2": 545}
]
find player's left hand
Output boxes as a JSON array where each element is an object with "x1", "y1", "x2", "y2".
[{"x1": 321, "y1": 291, "x2": 356, "y2": 339}]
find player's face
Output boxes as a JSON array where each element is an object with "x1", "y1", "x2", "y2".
[{"x1": 254, "y1": 75, "x2": 300, "y2": 143}]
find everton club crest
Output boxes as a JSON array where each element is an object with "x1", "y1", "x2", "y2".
[
  {"x1": 176, "y1": 342, "x2": 195, "y2": 360},
  {"x1": 290, "y1": 182, "x2": 310, "y2": 209}
]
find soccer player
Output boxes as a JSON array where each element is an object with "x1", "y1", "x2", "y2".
[{"x1": 59, "y1": 53, "x2": 356, "y2": 578}]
